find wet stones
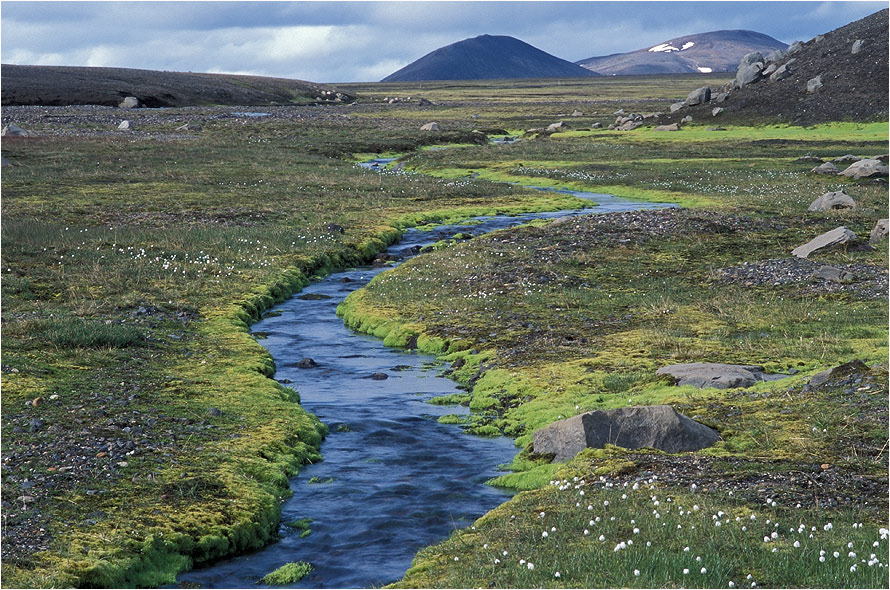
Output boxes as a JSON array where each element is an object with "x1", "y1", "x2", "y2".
[
  {"x1": 533, "y1": 405, "x2": 720, "y2": 462},
  {"x1": 296, "y1": 358, "x2": 319, "y2": 369},
  {"x1": 656, "y1": 363, "x2": 787, "y2": 389}
]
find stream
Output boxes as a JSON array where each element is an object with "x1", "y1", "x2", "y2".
[{"x1": 177, "y1": 159, "x2": 674, "y2": 588}]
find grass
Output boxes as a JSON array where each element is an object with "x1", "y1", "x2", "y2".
[{"x1": 260, "y1": 561, "x2": 313, "y2": 585}]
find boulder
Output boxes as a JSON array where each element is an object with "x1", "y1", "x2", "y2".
[
  {"x1": 806, "y1": 74, "x2": 823, "y2": 93},
  {"x1": 656, "y1": 362, "x2": 786, "y2": 389},
  {"x1": 735, "y1": 63, "x2": 763, "y2": 87},
  {"x1": 420, "y1": 122, "x2": 440, "y2": 131},
  {"x1": 296, "y1": 358, "x2": 318, "y2": 369},
  {"x1": 712, "y1": 107, "x2": 724, "y2": 117},
  {"x1": 832, "y1": 154, "x2": 861, "y2": 164},
  {"x1": 807, "y1": 190, "x2": 857, "y2": 211},
  {"x1": 738, "y1": 51, "x2": 765, "y2": 68},
  {"x1": 669, "y1": 102, "x2": 685, "y2": 113},
  {"x1": 532, "y1": 405, "x2": 720, "y2": 461},
  {"x1": 870, "y1": 219, "x2": 889, "y2": 243},
  {"x1": 118, "y1": 120, "x2": 132, "y2": 131},
  {"x1": 787, "y1": 41, "x2": 804, "y2": 54},
  {"x1": 811, "y1": 162, "x2": 839, "y2": 175},
  {"x1": 808, "y1": 360, "x2": 870, "y2": 388},
  {"x1": 812, "y1": 266, "x2": 854, "y2": 284},
  {"x1": 653, "y1": 123, "x2": 680, "y2": 131},
  {"x1": 370, "y1": 372, "x2": 388, "y2": 380},
  {"x1": 769, "y1": 59, "x2": 796, "y2": 82},
  {"x1": 591, "y1": 122, "x2": 602, "y2": 129},
  {"x1": 680, "y1": 115, "x2": 693, "y2": 124},
  {"x1": 616, "y1": 120, "x2": 642, "y2": 131},
  {"x1": 118, "y1": 96, "x2": 140, "y2": 109},
  {"x1": 685, "y1": 87, "x2": 711, "y2": 106},
  {"x1": 764, "y1": 49, "x2": 787, "y2": 63},
  {"x1": 851, "y1": 39, "x2": 865, "y2": 54},
  {"x1": 546, "y1": 121, "x2": 566, "y2": 133},
  {"x1": 714, "y1": 92, "x2": 728, "y2": 103},
  {"x1": 416, "y1": 97, "x2": 433, "y2": 106},
  {"x1": 839, "y1": 159, "x2": 889, "y2": 179},
  {"x1": 762, "y1": 63, "x2": 778, "y2": 76},
  {"x1": 791, "y1": 226, "x2": 858, "y2": 258},
  {"x1": 571, "y1": 110, "x2": 584, "y2": 117},
  {"x1": 796, "y1": 156, "x2": 824, "y2": 163},
  {"x1": 1, "y1": 124, "x2": 30, "y2": 137}
]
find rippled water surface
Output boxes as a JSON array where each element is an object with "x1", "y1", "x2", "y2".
[{"x1": 177, "y1": 173, "x2": 674, "y2": 588}]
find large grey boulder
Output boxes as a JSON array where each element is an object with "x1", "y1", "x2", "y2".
[
  {"x1": 420, "y1": 122, "x2": 440, "y2": 131},
  {"x1": 118, "y1": 96, "x2": 140, "y2": 109},
  {"x1": 533, "y1": 405, "x2": 720, "y2": 461},
  {"x1": 738, "y1": 51, "x2": 765, "y2": 68},
  {"x1": 811, "y1": 162, "x2": 839, "y2": 175},
  {"x1": 870, "y1": 219, "x2": 889, "y2": 243},
  {"x1": 669, "y1": 101, "x2": 686, "y2": 113},
  {"x1": 735, "y1": 63, "x2": 763, "y2": 87},
  {"x1": 1, "y1": 124, "x2": 30, "y2": 137},
  {"x1": 769, "y1": 59, "x2": 795, "y2": 82},
  {"x1": 787, "y1": 41, "x2": 804, "y2": 55},
  {"x1": 685, "y1": 87, "x2": 711, "y2": 106},
  {"x1": 791, "y1": 226, "x2": 858, "y2": 258},
  {"x1": 808, "y1": 360, "x2": 869, "y2": 388},
  {"x1": 839, "y1": 159, "x2": 889, "y2": 179},
  {"x1": 807, "y1": 191, "x2": 857, "y2": 211},
  {"x1": 764, "y1": 49, "x2": 787, "y2": 63},
  {"x1": 656, "y1": 363, "x2": 785, "y2": 389}
]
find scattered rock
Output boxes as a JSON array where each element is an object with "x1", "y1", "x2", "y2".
[
  {"x1": 808, "y1": 359, "x2": 870, "y2": 388},
  {"x1": 175, "y1": 123, "x2": 202, "y2": 132},
  {"x1": 762, "y1": 63, "x2": 778, "y2": 77},
  {"x1": 791, "y1": 226, "x2": 858, "y2": 258},
  {"x1": 417, "y1": 97, "x2": 433, "y2": 106},
  {"x1": 656, "y1": 363, "x2": 788, "y2": 389},
  {"x1": 420, "y1": 122, "x2": 440, "y2": 131},
  {"x1": 806, "y1": 74, "x2": 823, "y2": 93},
  {"x1": 769, "y1": 60, "x2": 794, "y2": 82},
  {"x1": 685, "y1": 86, "x2": 711, "y2": 106},
  {"x1": 591, "y1": 122, "x2": 602, "y2": 129},
  {"x1": 669, "y1": 102, "x2": 685, "y2": 113},
  {"x1": 786, "y1": 40, "x2": 804, "y2": 54},
  {"x1": 852, "y1": 39, "x2": 865, "y2": 54},
  {"x1": 207, "y1": 407, "x2": 223, "y2": 417},
  {"x1": 296, "y1": 358, "x2": 318, "y2": 369},
  {"x1": 369, "y1": 372, "x2": 388, "y2": 380},
  {"x1": 735, "y1": 63, "x2": 763, "y2": 87},
  {"x1": 738, "y1": 51, "x2": 765, "y2": 68},
  {"x1": 2, "y1": 124, "x2": 30, "y2": 137},
  {"x1": 118, "y1": 96, "x2": 140, "y2": 109},
  {"x1": 839, "y1": 158, "x2": 889, "y2": 179},
  {"x1": 616, "y1": 120, "x2": 642, "y2": 131},
  {"x1": 832, "y1": 154, "x2": 862, "y2": 164},
  {"x1": 812, "y1": 266, "x2": 854, "y2": 283},
  {"x1": 712, "y1": 107, "x2": 724, "y2": 117},
  {"x1": 713, "y1": 92, "x2": 728, "y2": 103},
  {"x1": 796, "y1": 155, "x2": 824, "y2": 163},
  {"x1": 533, "y1": 405, "x2": 721, "y2": 462},
  {"x1": 680, "y1": 115, "x2": 693, "y2": 124},
  {"x1": 870, "y1": 219, "x2": 889, "y2": 243},
  {"x1": 570, "y1": 110, "x2": 584, "y2": 117},
  {"x1": 764, "y1": 48, "x2": 787, "y2": 63},
  {"x1": 118, "y1": 120, "x2": 132, "y2": 131},
  {"x1": 811, "y1": 162, "x2": 839, "y2": 175},
  {"x1": 807, "y1": 190, "x2": 857, "y2": 211},
  {"x1": 546, "y1": 121, "x2": 566, "y2": 133},
  {"x1": 653, "y1": 123, "x2": 680, "y2": 131},
  {"x1": 29, "y1": 419, "x2": 45, "y2": 433}
]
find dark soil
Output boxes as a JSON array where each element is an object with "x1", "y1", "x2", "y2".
[
  {"x1": 1, "y1": 65, "x2": 354, "y2": 107},
  {"x1": 659, "y1": 9, "x2": 889, "y2": 126}
]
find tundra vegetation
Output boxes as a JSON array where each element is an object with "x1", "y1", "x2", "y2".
[{"x1": 1, "y1": 74, "x2": 887, "y2": 588}]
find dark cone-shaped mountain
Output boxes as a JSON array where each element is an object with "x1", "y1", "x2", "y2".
[
  {"x1": 381, "y1": 34, "x2": 600, "y2": 82},
  {"x1": 578, "y1": 30, "x2": 787, "y2": 75}
]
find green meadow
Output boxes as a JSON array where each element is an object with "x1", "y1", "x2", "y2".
[{"x1": 1, "y1": 75, "x2": 887, "y2": 588}]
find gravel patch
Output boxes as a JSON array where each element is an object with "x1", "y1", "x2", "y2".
[{"x1": 715, "y1": 258, "x2": 888, "y2": 299}]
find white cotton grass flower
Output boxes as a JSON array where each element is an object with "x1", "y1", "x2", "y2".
[
  {"x1": 554, "y1": 571, "x2": 560, "y2": 578},
  {"x1": 701, "y1": 567, "x2": 707, "y2": 574},
  {"x1": 683, "y1": 568, "x2": 689, "y2": 575},
  {"x1": 527, "y1": 562, "x2": 534, "y2": 571}
]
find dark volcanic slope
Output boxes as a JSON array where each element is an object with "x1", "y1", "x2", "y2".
[
  {"x1": 578, "y1": 30, "x2": 787, "y2": 75},
  {"x1": 1, "y1": 65, "x2": 350, "y2": 107},
  {"x1": 382, "y1": 34, "x2": 600, "y2": 82},
  {"x1": 661, "y1": 9, "x2": 889, "y2": 126}
]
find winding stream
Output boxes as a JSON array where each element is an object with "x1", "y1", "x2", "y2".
[{"x1": 177, "y1": 159, "x2": 674, "y2": 588}]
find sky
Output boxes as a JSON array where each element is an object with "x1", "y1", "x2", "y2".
[{"x1": 1, "y1": 1, "x2": 885, "y2": 83}]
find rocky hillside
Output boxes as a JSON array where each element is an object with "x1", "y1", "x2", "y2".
[
  {"x1": 1, "y1": 65, "x2": 352, "y2": 107},
  {"x1": 381, "y1": 35, "x2": 599, "y2": 82},
  {"x1": 658, "y1": 9, "x2": 888, "y2": 126},
  {"x1": 578, "y1": 30, "x2": 787, "y2": 75}
]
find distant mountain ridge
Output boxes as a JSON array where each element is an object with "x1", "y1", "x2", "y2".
[
  {"x1": 577, "y1": 30, "x2": 788, "y2": 75},
  {"x1": 381, "y1": 34, "x2": 599, "y2": 82}
]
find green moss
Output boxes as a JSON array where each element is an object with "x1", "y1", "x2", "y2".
[{"x1": 261, "y1": 561, "x2": 313, "y2": 585}]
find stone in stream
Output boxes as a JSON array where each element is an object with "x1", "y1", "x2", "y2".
[
  {"x1": 296, "y1": 358, "x2": 319, "y2": 369},
  {"x1": 791, "y1": 226, "x2": 858, "y2": 258},
  {"x1": 807, "y1": 190, "x2": 857, "y2": 211},
  {"x1": 369, "y1": 372, "x2": 389, "y2": 380},
  {"x1": 656, "y1": 362, "x2": 787, "y2": 389},
  {"x1": 533, "y1": 405, "x2": 720, "y2": 462}
]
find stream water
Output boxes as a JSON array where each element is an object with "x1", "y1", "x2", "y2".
[{"x1": 177, "y1": 160, "x2": 674, "y2": 588}]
